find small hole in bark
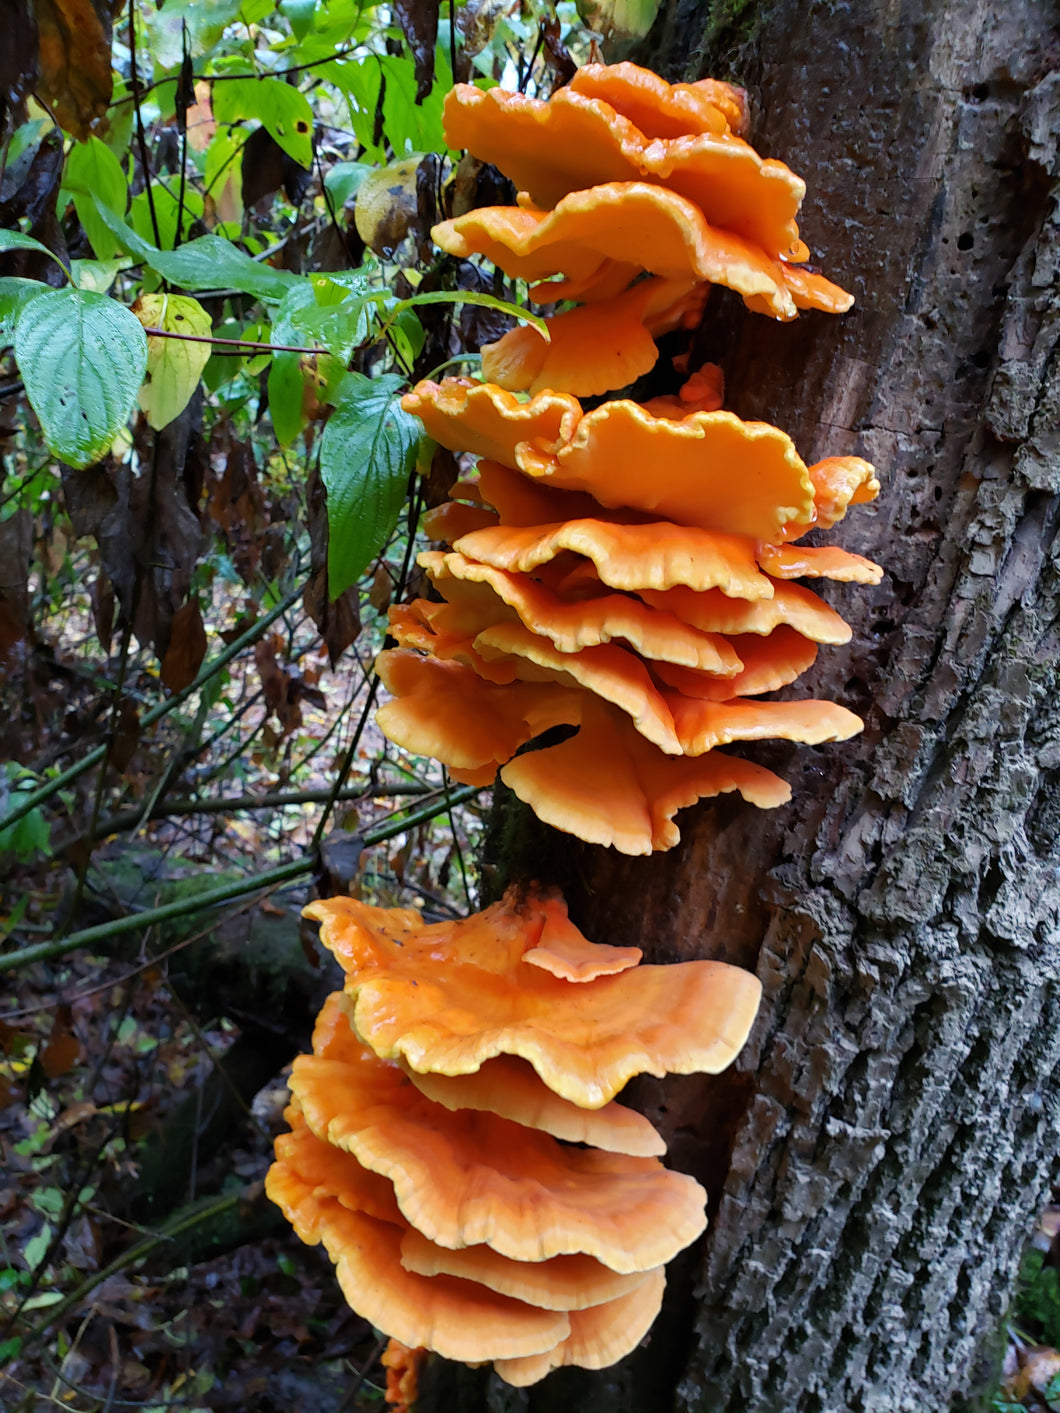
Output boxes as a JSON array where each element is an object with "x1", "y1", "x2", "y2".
[
  {"x1": 957, "y1": 231, "x2": 974, "y2": 251},
  {"x1": 971, "y1": 82, "x2": 989, "y2": 99}
]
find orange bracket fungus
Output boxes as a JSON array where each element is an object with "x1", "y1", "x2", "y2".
[
  {"x1": 268, "y1": 889, "x2": 761, "y2": 1383},
  {"x1": 270, "y1": 59, "x2": 882, "y2": 1394}
]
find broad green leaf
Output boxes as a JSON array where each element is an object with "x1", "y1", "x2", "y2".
[
  {"x1": 0, "y1": 230, "x2": 68, "y2": 276},
  {"x1": 576, "y1": 0, "x2": 661, "y2": 41},
  {"x1": 145, "y1": 0, "x2": 243, "y2": 67},
  {"x1": 212, "y1": 78, "x2": 314, "y2": 168},
  {"x1": 0, "y1": 278, "x2": 48, "y2": 345},
  {"x1": 133, "y1": 294, "x2": 212, "y2": 430},
  {"x1": 326, "y1": 58, "x2": 384, "y2": 159},
  {"x1": 70, "y1": 258, "x2": 133, "y2": 294},
  {"x1": 267, "y1": 282, "x2": 317, "y2": 447},
  {"x1": 14, "y1": 288, "x2": 147, "y2": 469},
  {"x1": 323, "y1": 160, "x2": 373, "y2": 208},
  {"x1": 91, "y1": 200, "x2": 299, "y2": 303},
  {"x1": 64, "y1": 136, "x2": 127, "y2": 260},
  {"x1": 129, "y1": 184, "x2": 205, "y2": 252},
  {"x1": 280, "y1": 0, "x2": 317, "y2": 39},
  {"x1": 320, "y1": 373, "x2": 420, "y2": 599}
]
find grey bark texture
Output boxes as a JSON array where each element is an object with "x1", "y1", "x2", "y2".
[{"x1": 455, "y1": 1, "x2": 1060, "y2": 1410}]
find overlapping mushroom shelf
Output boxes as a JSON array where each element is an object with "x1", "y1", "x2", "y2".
[
  {"x1": 266, "y1": 889, "x2": 762, "y2": 1385},
  {"x1": 432, "y1": 61, "x2": 854, "y2": 397},
  {"x1": 378, "y1": 377, "x2": 881, "y2": 854}
]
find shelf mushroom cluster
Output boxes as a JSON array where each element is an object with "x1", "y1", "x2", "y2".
[
  {"x1": 374, "y1": 62, "x2": 882, "y2": 855},
  {"x1": 266, "y1": 888, "x2": 762, "y2": 1385}
]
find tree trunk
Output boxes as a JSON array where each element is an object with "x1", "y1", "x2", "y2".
[{"x1": 456, "y1": 2, "x2": 1060, "y2": 1410}]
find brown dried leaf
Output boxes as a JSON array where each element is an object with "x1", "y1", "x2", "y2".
[
  {"x1": 90, "y1": 568, "x2": 115, "y2": 654},
  {"x1": 393, "y1": 0, "x2": 440, "y2": 101},
  {"x1": 34, "y1": 0, "x2": 114, "y2": 140},
  {"x1": 107, "y1": 695, "x2": 140, "y2": 772},
  {"x1": 0, "y1": 510, "x2": 32, "y2": 661},
  {"x1": 40, "y1": 1006, "x2": 80, "y2": 1078},
  {"x1": 160, "y1": 599, "x2": 207, "y2": 692},
  {"x1": 0, "y1": 0, "x2": 39, "y2": 125}
]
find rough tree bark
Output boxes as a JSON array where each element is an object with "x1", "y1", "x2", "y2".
[{"x1": 431, "y1": 2, "x2": 1060, "y2": 1410}]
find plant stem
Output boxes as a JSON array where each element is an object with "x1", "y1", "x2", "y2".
[
  {"x1": 0, "y1": 590, "x2": 301, "y2": 836},
  {"x1": 142, "y1": 328, "x2": 320, "y2": 355},
  {"x1": 0, "y1": 785, "x2": 481, "y2": 974}
]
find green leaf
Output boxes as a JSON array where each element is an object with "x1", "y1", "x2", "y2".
[
  {"x1": 0, "y1": 278, "x2": 48, "y2": 345},
  {"x1": 0, "y1": 230, "x2": 68, "y2": 276},
  {"x1": 212, "y1": 78, "x2": 314, "y2": 168},
  {"x1": 91, "y1": 200, "x2": 299, "y2": 303},
  {"x1": 14, "y1": 288, "x2": 147, "y2": 469},
  {"x1": 144, "y1": 0, "x2": 244, "y2": 66},
  {"x1": 129, "y1": 184, "x2": 205, "y2": 252},
  {"x1": 323, "y1": 160, "x2": 373, "y2": 208},
  {"x1": 280, "y1": 0, "x2": 317, "y2": 39},
  {"x1": 320, "y1": 373, "x2": 420, "y2": 599},
  {"x1": 133, "y1": 293, "x2": 212, "y2": 430},
  {"x1": 388, "y1": 288, "x2": 549, "y2": 337},
  {"x1": 0, "y1": 1336, "x2": 21, "y2": 1366},
  {"x1": 70, "y1": 258, "x2": 133, "y2": 294},
  {"x1": 267, "y1": 282, "x2": 317, "y2": 447},
  {"x1": 64, "y1": 136, "x2": 128, "y2": 261}
]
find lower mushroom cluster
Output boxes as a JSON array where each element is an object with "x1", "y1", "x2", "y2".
[{"x1": 266, "y1": 887, "x2": 762, "y2": 1386}]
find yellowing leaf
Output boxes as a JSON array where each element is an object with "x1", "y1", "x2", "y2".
[{"x1": 133, "y1": 294, "x2": 212, "y2": 430}]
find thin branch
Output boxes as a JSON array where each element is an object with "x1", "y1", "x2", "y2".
[
  {"x1": 0, "y1": 589, "x2": 301, "y2": 835},
  {"x1": 108, "y1": 45, "x2": 360, "y2": 109},
  {"x1": 0, "y1": 786, "x2": 482, "y2": 975},
  {"x1": 141, "y1": 327, "x2": 321, "y2": 355}
]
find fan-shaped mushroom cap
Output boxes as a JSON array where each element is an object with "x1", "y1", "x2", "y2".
[
  {"x1": 453, "y1": 520, "x2": 774, "y2": 598},
  {"x1": 515, "y1": 402, "x2": 815, "y2": 538},
  {"x1": 473, "y1": 621, "x2": 682, "y2": 754},
  {"x1": 441, "y1": 86, "x2": 804, "y2": 258},
  {"x1": 779, "y1": 455, "x2": 880, "y2": 539},
  {"x1": 493, "y1": 1268, "x2": 667, "y2": 1385},
  {"x1": 399, "y1": 1228, "x2": 657, "y2": 1313},
  {"x1": 402, "y1": 377, "x2": 580, "y2": 466},
  {"x1": 666, "y1": 694, "x2": 863, "y2": 757},
  {"x1": 523, "y1": 896, "x2": 642, "y2": 980},
  {"x1": 306, "y1": 887, "x2": 763, "y2": 1106},
  {"x1": 652, "y1": 627, "x2": 819, "y2": 700},
  {"x1": 640, "y1": 363, "x2": 725, "y2": 418},
  {"x1": 374, "y1": 648, "x2": 579, "y2": 782},
  {"x1": 500, "y1": 697, "x2": 790, "y2": 854},
  {"x1": 472, "y1": 459, "x2": 607, "y2": 527},
  {"x1": 431, "y1": 184, "x2": 801, "y2": 319},
  {"x1": 291, "y1": 1049, "x2": 708, "y2": 1272},
  {"x1": 638, "y1": 580, "x2": 851, "y2": 643},
  {"x1": 401, "y1": 1055, "x2": 664, "y2": 1156},
  {"x1": 423, "y1": 550, "x2": 742, "y2": 672},
  {"x1": 756, "y1": 542, "x2": 884, "y2": 583},
  {"x1": 273, "y1": 1105, "x2": 404, "y2": 1226},
  {"x1": 569, "y1": 62, "x2": 747, "y2": 139},
  {"x1": 267, "y1": 1169, "x2": 571, "y2": 1362},
  {"x1": 481, "y1": 278, "x2": 696, "y2": 398},
  {"x1": 422, "y1": 499, "x2": 499, "y2": 542}
]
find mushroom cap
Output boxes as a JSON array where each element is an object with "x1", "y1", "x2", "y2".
[
  {"x1": 522, "y1": 894, "x2": 643, "y2": 981},
  {"x1": 652, "y1": 626, "x2": 819, "y2": 700},
  {"x1": 313, "y1": 888, "x2": 763, "y2": 1103},
  {"x1": 441, "y1": 85, "x2": 804, "y2": 257},
  {"x1": 291, "y1": 1049, "x2": 708, "y2": 1272},
  {"x1": 399, "y1": 1227, "x2": 657, "y2": 1313},
  {"x1": 431, "y1": 184, "x2": 800, "y2": 319},
  {"x1": 569, "y1": 62, "x2": 747, "y2": 138},
  {"x1": 640, "y1": 363, "x2": 725, "y2": 418},
  {"x1": 401, "y1": 1054, "x2": 665, "y2": 1156},
  {"x1": 422, "y1": 499, "x2": 499, "y2": 542},
  {"x1": 481, "y1": 281, "x2": 669, "y2": 398},
  {"x1": 374, "y1": 647, "x2": 579, "y2": 779},
  {"x1": 638, "y1": 579, "x2": 852, "y2": 644},
  {"x1": 423, "y1": 549, "x2": 743, "y2": 672},
  {"x1": 453, "y1": 519, "x2": 774, "y2": 598},
  {"x1": 500, "y1": 697, "x2": 790, "y2": 854},
  {"x1": 403, "y1": 378, "x2": 817, "y2": 539},
  {"x1": 473, "y1": 620, "x2": 683, "y2": 754},
  {"x1": 267, "y1": 1168, "x2": 571, "y2": 1362},
  {"x1": 493, "y1": 1268, "x2": 667, "y2": 1385},
  {"x1": 516, "y1": 401, "x2": 815, "y2": 538},
  {"x1": 779, "y1": 455, "x2": 880, "y2": 540},
  {"x1": 666, "y1": 693, "x2": 863, "y2": 757},
  {"x1": 756, "y1": 542, "x2": 884, "y2": 583},
  {"x1": 472, "y1": 458, "x2": 609, "y2": 527}
]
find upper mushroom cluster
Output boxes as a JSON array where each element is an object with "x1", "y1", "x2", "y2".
[
  {"x1": 266, "y1": 887, "x2": 762, "y2": 1385},
  {"x1": 433, "y1": 62, "x2": 854, "y2": 397},
  {"x1": 379, "y1": 377, "x2": 880, "y2": 853}
]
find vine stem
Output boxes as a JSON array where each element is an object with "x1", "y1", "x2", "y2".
[
  {"x1": 141, "y1": 327, "x2": 321, "y2": 355},
  {"x1": 0, "y1": 785, "x2": 481, "y2": 975}
]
